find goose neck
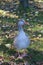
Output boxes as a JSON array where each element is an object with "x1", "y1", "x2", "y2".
[{"x1": 18, "y1": 25, "x2": 23, "y2": 31}]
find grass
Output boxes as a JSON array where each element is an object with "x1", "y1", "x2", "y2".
[
  {"x1": 0, "y1": 2, "x2": 43, "y2": 64},
  {"x1": 0, "y1": 22, "x2": 43, "y2": 64}
]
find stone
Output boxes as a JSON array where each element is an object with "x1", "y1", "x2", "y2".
[{"x1": 24, "y1": 61, "x2": 30, "y2": 65}]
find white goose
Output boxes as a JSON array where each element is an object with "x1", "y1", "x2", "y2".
[{"x1": 13, "y1": 19, "x2": 30, "y2": 50}]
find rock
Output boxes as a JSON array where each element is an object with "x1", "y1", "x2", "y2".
[
  {"x1": 0, "y1": 20, "x2": 2, "y2": 23},
  {"x1": 30, "y1": 25, "x2": 34, "y2": 28},
  {"x1": 27, "y1": 28, "x2": 32, "y2": 31},
  {"x1": 38, "y1": 34, "x2": 42, "y2": 38},
  {"x1": 27, "y1": 19, "x2": 29, "y2": 21},
  {"x1": 5, "y1": 44, "x2": 11, "y2": 48},
  {"x1": 40, "y1": 30, "x2": 43, "y2": 33},
  {"x1": 36, "y1": 37, "x2": 39, "y2": 40},
  {"x1": 31, "y1": 41, "x2": 34, "y2": 44},
  {"x1": 35, "y1": 11, "x2": 39, "y2": 16},
  {"x1": 24, "y1": 61, "x2": 30, "y2": 65},
  {"x1": 32, "y1": 34, "x2": 36, "y2": 37}
]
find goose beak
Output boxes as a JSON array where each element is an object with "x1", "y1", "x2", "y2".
[{"x1": 25, "y1": 22, "x2": 29, "y2": 25}]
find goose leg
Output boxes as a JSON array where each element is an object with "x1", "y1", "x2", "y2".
[
  {"x1": 21, "y1": 49, "x2": 28, "y2": 57},
  {"x1": 16, "y1": 49, "x2": 28, "y2": 60},
  {"x1": 16, "y1": 50, "x2": 22, "y2": 59}
]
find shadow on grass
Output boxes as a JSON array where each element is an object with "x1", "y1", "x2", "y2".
[
  {"x1": 0, "y1": 45, "x2": 43, "y2": 65},
  {"x1": 26, "y1": 48, "x2": 43, "y2": 65}
]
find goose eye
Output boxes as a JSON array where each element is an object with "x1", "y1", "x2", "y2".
[{"x1": 18, "y1": 21, "x2": 24, "y2": 26}]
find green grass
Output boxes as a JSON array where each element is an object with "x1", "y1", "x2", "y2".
[{"x1": 0, "y1": 3, "x2": 43, "y2": 64}]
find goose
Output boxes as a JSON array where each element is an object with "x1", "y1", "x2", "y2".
[
  {"x1": 14, "y1": 19, "x2": 30, "y2": 50},
  {"x1": 13, "y1": 19, "x2": 30, "y2": 50}
]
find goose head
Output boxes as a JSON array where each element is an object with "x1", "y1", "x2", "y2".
[
  {"x1": 18, "y1": 19, "x2": 29, "y2": 31},
  {"x1": 18, "y1": 19, "x2": 29, "y2": 26},
  {"x1": 18, "y1": 19, "x2": 25, "y2": 26}
]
